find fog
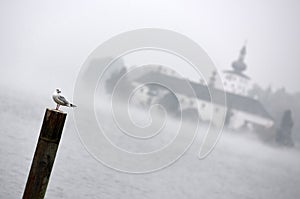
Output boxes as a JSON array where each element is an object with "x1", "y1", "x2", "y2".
[
  {"x1": 1, "y1": 1, "x2": 300, "y2": 198},
  {"x1": 1, "y1": 91, "x2": 300, "y2": 198},
  {"x1": 1, "y1": 0, "x2": 300, "y2": 95}
]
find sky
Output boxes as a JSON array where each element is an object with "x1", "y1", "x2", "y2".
[{"x1": 1, "y1": 0, "x2": 300, "y2": 97}]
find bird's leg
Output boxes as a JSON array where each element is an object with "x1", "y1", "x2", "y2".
[{"x1": 56, "y1": 104, "x2": 60, "y2": 110}]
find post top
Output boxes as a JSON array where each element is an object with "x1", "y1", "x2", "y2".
[{"x1": 46, "y1": 108, "x2": 67, "y2": 115}]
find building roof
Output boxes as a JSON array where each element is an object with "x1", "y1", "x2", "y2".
[
  {"x1": 134, "y1": 72, "x2": 272, "y2": 120},
  {"x1": 223, "y1": 70, "x2": 251, "y2": 80}
]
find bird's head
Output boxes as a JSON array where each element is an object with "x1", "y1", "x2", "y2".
[{"x1": 56, "y1": 88, "x2": 61, "y2": 93}]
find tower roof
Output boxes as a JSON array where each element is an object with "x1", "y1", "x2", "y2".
[{"x1": 232, "y1": 45, "x2": 247, "y2": 73}]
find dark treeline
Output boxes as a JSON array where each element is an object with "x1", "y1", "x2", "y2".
[{"x1": 249, "y1": 84, "x2": 300, "y2": 145}]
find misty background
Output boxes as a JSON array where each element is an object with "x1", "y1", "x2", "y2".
[
  {"x1": 1, "y1": 0, "x2": 300, "y2": 96},
  {"x1": 1, "y1": 0, "x2": 300, "y2": 199}
]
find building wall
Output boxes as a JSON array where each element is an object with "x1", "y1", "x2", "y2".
[
  {"x1": 183, "y1": 98, "x2": 273, "y2": 129},
  {"x1": 229, "y1": 109, "x2": 274, "y2": 129},
  {"x1": 223, "y1": 73, "x2": 252, "y2": 96}
]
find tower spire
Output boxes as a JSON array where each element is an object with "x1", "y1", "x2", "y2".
[
  {"x1": 239, "y1": 40, "x2": 247, "y2": 61},
  {"x1": 232, "y1": 43, "x2": 247, "y2": 73}
]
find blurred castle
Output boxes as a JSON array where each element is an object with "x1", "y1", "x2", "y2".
[
  {"x1": 132, "y1": 45, "x2": 274, "y2": 130},
  {"x1": 106, "y1": 45, "x2": 274, "y2": 131}
]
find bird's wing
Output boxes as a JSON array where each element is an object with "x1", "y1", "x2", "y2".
[{"x1": 58, "y1": 95, "x2": 69, "y2": 105}]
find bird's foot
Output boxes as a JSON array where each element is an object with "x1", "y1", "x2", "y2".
[{"x1": 55, "y1": 104, "x2": 60, "y2": 110}]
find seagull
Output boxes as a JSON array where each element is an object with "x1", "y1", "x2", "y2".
[{"x1": 52, "y1": 88, "x2": 77, "y2": 110}]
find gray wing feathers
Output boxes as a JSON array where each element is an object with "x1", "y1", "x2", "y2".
[{"x1": 58, "y1": 95, "x2": 69, "y2": 105}]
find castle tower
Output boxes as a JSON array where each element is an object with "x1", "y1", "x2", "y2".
[{"x1": 223, "y1": 44, "x2": 252, "y2": 96}]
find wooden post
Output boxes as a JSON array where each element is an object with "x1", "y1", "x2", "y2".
[{"x1": 23, "y1": 108, "x2": 67, "y2": 199}]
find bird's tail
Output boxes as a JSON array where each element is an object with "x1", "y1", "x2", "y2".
[{"x1": 69, "y1": 103, "x2": 77, "y2": 108}]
